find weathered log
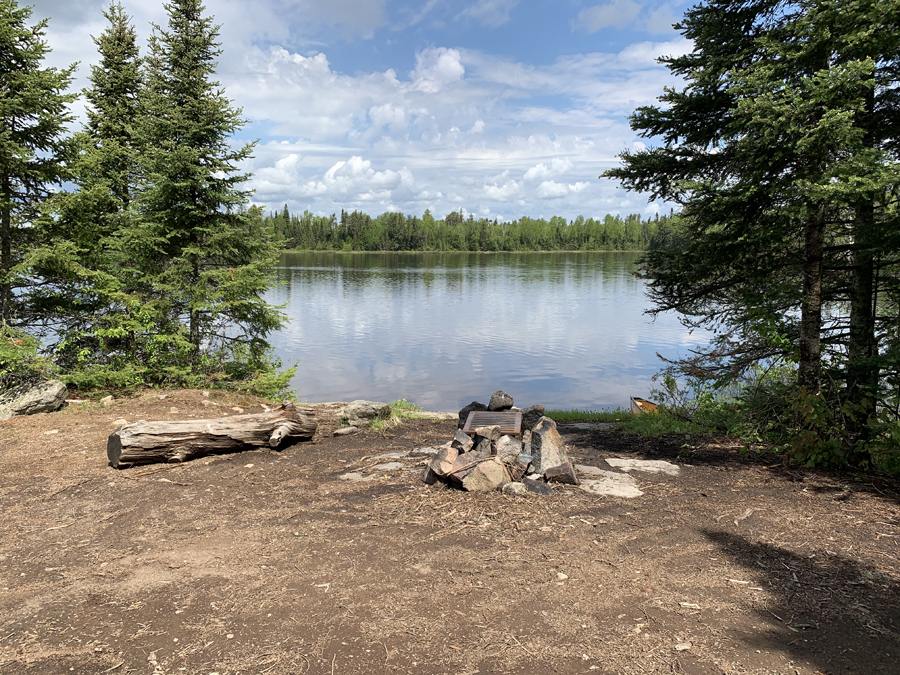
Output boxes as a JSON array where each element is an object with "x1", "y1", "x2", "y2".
[{"x1": 107, "y1": 402, "x2": 317, "y2": 469}]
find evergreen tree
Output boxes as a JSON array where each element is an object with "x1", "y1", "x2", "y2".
[
  {"x1": 37, "y1": 2, "x2": 146, "y2": 383},
  {"x1": 0, "y1": 1, "x2": 75, "y2": 327},
  {"x1": 137, "y1": 0, "x2": 284, "y2": 386}
]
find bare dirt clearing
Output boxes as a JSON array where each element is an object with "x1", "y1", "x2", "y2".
[{"x1": 1, "y1": 389, "x2": 898, "y2": 674}]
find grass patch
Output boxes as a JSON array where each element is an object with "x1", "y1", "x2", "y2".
[
  {"x1": 618, "y1": 410, "x2": 708, "y2": 437},
  {"x1": 370, "y1": 399, "x2": 426, "y2": 430},
  {"x1": 545, "y1": 408, "x2": 629, "y2": 424}
]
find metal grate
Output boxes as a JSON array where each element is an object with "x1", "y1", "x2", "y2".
[{"x1": 462, "y1": 411, "x2": 522, "y2": 437}]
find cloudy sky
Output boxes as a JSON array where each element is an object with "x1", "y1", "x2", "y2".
[{"x1": 34, "y1": 0, "x2": 693, "y2": 221}]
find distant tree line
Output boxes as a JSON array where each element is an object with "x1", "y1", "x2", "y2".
[{"x1": 264, "y1": 207, "x2": 682, "y2": 252}]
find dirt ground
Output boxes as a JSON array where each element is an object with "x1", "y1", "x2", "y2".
[{"x1": 1, "y1": 389, "x2": 898, "y2": 675}]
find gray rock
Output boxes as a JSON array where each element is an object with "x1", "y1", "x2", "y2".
[
  {"x1": 421, "y1": 466, "x2": 439, "y2": 485},
  {"x1": 333, "y1": 426, "x2": 359, "y2": 436},
  {"x1": 522, "y1": 429, "x2": 532, "y2": 455},
  {"x1": 448, "y1": 450, "x2": 481, "y2": 477},
  {"x1": 605, "y1": 458, "x2": 681, "y2": 476},
  {"x1": 495, "y1": 435, "x2": 523, "y2": 465},
  {"x1": 341, "y1": 400, "x2": 391, "y2": 427},
  {"x1": 457, "y1": 401, "x2": 487, "y2": 428},
  {"x1": 372, "y1": 461, "x2": 404, "y2": 471},
  {"x1": 488, "y1": 390, "x2": 514, "y2": 411},
  {"x1": 522, "y1": 478, "x2": 554, "y2": 496},
  {"x1": 429, "y1": 446, "x2": 459, "y2": 477},
  {"x1": 100, "y1": 394, "x2": 114, "y2": 407},
  {"x1": 544, "y1": 461, "x2": 580, "y2": 485},
  {"x1": 530, "y1": 416, "x2": 569, "y2": 474},
  {"x1": 473, "y1": 437, "x2": 493, "y2": 458},
  {"x1": 502, "y1": 481, "x2": 527, "y2": 496},
  {"x1": 579, "y1": 472, "x2": 643, "y2": 498},
  {"x1": 0, "y1": 380, "x2": 68, "y2": 420},
  {"x1": 450, "y1": 428, "x2": 474, "y2": 453},
  {"x1": 521, "y1": 405, "x2": 545, "y2": 431},
  {"x1": 461, "y1": 459, "x2": 509, "y2": 492},
  {"x1": 474, "y1": 424, "x2": 502, "y2": 443}
]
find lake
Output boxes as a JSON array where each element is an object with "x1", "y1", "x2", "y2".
[{"x1": 268, "y1": 251, "x2": 705, "y2": 412}]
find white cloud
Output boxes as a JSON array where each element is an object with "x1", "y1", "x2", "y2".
[
  {"x1": 643, "y1": 4, "x2": 682, "y2": 34},
  {"x1": 577, "y1": 0, "x2": 642, "y2": 32},
  {"x1": 411, "y1": 47, "x2": 465, "y2": 93},
  {"x1": 456, "y1": 0, "x2": 520, "y2": 28},
  {"x1": 524, "y1": 157, "x2": 573, "y2": 181}
]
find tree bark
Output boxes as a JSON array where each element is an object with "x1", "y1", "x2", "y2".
[
  {"x1": 1, "y1": 173, "x2": 11, "y2": 325},
  {"x1": 107, "y1": 401, "x2": 317, "y2": 468},
  {"x1": 798, "y1": 211, "x2": 824, "y2": 392}
]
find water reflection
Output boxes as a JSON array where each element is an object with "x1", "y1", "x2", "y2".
[{"x1": 268, "y1": 252, "x2": 705, "y2": 411}]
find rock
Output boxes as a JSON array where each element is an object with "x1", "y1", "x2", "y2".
[
  {"x1": 100, "y1": 395, "x2": 114, "y2": 407},
  {"x1": 530, "y1": 417, "x2": 569, "y2": 474},
  {"x1": 521, "y1": 405, "x2": 545, "y2": 431},
  {"x1": 372, "y1": 451, "x2": 409, "y2": 461},
  {"x1": 112, "y1": 418, "x2": 128, "y2": 427},
  {"x1": 0, "y1": 380, "x2": 68, "y2": 420},
  {"x1": 473, "y1": 437, "x2": 493, "y2": 457},
  {"x1": 410, "y1": 446, "x2": 439, "y2": 456},
  {"x1": 556, "y1": 572, "x2": 569, "y2": 581},
  {"x1": 420, "y1": 466, "x2": 439, "y2": 485},
  {"x1": 495, "y1": 435, "x2": 523, "y2": 465},
  {"x1": 522, "y1": 478, "x2": 554, "y2": 496},
  {"x1": 457, "y1": 401, "x2": 487, "y2": 428},
  {"x1": 341, "y1": 400, "x2": 391, "y2": 427},
  {"x1": 448, "y1": 450, "x2": 481, "y2": 477},
  {"x1": 372, "y1": 462, "x2": 404, "y2": 471},
  {"x1": 461, "y1": 459, "x2": 508, "y2": 492},
  {"x1": 605, "y1": 458, "x2": 681, "y2": 476},
  {"x1": 333, "y1": 426, "x2": 359, "y2": 436},
  {"x1": 522, "y1": 429, "x2": 532, "y2": 455},
  {"x1": 502, "y1": 481, "x2": 527, "y2": 496},
  {"x1": 474, "y1": 424, "x2": 502, "y2": 443},
  {"x1": 340, "y1": 472, "x2": 377, "y2": 482},
  {"x1": 578, "y1": 471, "x2": 644, "y2": 498},
  {"x1": 574, "y1": 464, "x2": 606, "y2": 476},
  {"x1": 488, "y1": 390, "x2": 514, "y2": 411},
  {"x1": 509, "y1": 453, "x2": 531, "y2": 481},
  {"x1": 544, "y1": 461, "x2": 580, "y2": 485},
  {"x1": 429, "y1": 446, "x2": 459, "y2": 477},
  {"x1": 450, "y1": 428, "x2": 474, "y2": 453}
]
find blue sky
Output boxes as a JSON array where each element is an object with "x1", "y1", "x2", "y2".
[{"x1": 35, "y1": 0, "x2": 694, "y2": 221}]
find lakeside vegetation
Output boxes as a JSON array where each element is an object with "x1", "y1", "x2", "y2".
[{"x1": 265, "y1": 207, "x2": 682, "y2": 252}]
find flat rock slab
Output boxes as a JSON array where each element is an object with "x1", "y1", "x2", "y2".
[
  {"x1": 410, "y1": 446, "x2": 439, "y2": 456},
  {"x1": 339, "y1": 472, "x2": 377, "y2": 482},
  {"x1": 579, "y1": 472, "x2": 644, "y2": 498},
  {"x1": 333, "y1": 426, "x2": 359, "y2": 436},
  {"x1": 605, "y1": 458, "x2": 681, "y2": 476},
  {"x1": 372, "y1": 462, "x2": 405, "y2": 471},
  {"x1": 371, "y1": 451, "x2": 409, "y2": 461}
]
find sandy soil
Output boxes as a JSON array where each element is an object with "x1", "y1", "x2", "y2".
[{"x1": 0, "y1": 388, "x2": 898, "y2": 675}]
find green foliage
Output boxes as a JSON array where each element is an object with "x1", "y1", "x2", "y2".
[
  {"x1": 0, "y1": 326, "x2": 55, "y2": 389},
  {"x1": 617, "y1": 411, "x2": 708, "y2": 438},
  {"x1": 270, "y1": 207, "x2": 683, "y2": 252},
  {"x1": 370, "y1": 399, "x2": 426, "y2": 430},
  {"x1": 0, "y1": 0, "x2": 76, "y2": 326}
]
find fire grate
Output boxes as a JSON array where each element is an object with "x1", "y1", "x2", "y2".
[{"x1": 462, "y1": 411, "x2": 522, "y2": 437}]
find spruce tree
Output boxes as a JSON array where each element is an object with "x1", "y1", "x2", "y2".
[
  {"x1": 137, "y1": 0, "x2": 284, "y2": 386},
  {"x1": 0, "y1": 1, "x2": 76, "y2": 327}
]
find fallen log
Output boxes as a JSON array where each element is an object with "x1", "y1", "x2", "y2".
[{"x1": 107, "y1": 402, "x2": 317, "y2": 469}]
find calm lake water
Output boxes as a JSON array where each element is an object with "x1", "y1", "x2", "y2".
[{"x1": 268, "y1": 251, "x2": 705, "y2": 412}]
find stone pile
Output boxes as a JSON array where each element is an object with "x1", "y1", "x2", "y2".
[{"x1": 421, "y1": 390, "x2": 579, "y2": 494}]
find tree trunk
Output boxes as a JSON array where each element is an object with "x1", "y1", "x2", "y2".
[
  {"x1": 1, "y1": 174, "x2": 11, "y2": 325},
  {"x1": 798, "y1": 211, "x2": 824, "y2": 392},
  {"x1": 107, "y1": 401, "x2": 317, "y2": 468}
]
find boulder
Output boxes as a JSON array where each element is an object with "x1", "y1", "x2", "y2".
[
  {"x1": 522, "y1": 429, "x2": 532, "y2": 455},
  {"x1": 473, "y1": 437, "x2": 493, "y2": 457},
  {"x1": 530, "y1": 416, "x2": 569, "y2": 474},
  {"x1": 0, "y1": 380, "x2": 67, "y2": 421},
  {"x1": 544, "y1": 461, "x2": 580, "y2": 485},
  {"x1": 448, "y1": 450, "x2": 482, "y2": 477},
  {"x1": 429, "y1": 446, "x2": 459, "y2": 477},
  {"x1": 495, "y1": 435, "x2": 523, "y2": 465},
  {"x1": 510, "y1": 453, "x2": 531, "y2": 480},
  {"x1": 341, "y1": 400, "x2": 390, "y2": 427},
  {"x1": 421, "y1": 466, "x2": 439, "y2": 485},
  {"x1": 502, "y1": 482, "x2": 527, "y2": 496},
  {"x1": 333, "y1": 426, "x2": 359, "y2": 436},
  {"x1": 461, "y1": 459, "x2": 509, "y2": 492},
  {"x1": 521, "y1": 405, "x2": 545, "y2": 431},
  {"x1": 450, "y1": 428, "x2": 474, "y2": 453},
  {"x1": 474, "y1": 424, "x2": 502, "y2": 443},
  {"x1": 457, "y1": 401, "x2": 487, "y2": 428},
  {"x1": 522, "y1": 478, "x2": 554, "y2": 496},
  {"x1": 488, "y1": 390, "x2": 514, "y2": 411}
]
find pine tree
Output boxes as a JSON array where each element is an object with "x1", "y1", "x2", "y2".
[
  {"x1": 137, "y1": 0, "x2": 284, "y2": 387},
  {"x1": 37, "y1": 2, "x2": 146, "y2": 384},
  {"x1": 0, "y1": 1, "x2": 76, "y2": 327}
]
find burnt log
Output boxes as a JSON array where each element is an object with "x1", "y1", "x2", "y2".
[{"x1": 107, "y1": 402, "x2": 317, "y2": 469}]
